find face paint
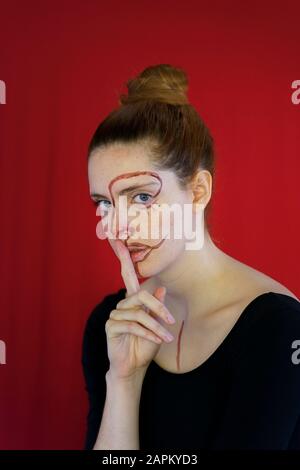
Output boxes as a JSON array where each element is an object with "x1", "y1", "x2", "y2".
[
  {"x1": 108, "y1": 171, "x2": 166, "y2": 278},
  {"x1": 176, "y1": 319, "x2": 185, "y2": 371},
  {"x1": 108, "y1": 171, "x2": 162, "y2": 207}
]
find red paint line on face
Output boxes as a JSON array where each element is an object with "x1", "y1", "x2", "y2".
[
  {"x1": 108, "y1": 171, "x2": 162, "y2": 207},
  {"x1": 176, "y1": 319, "x2": 185, "y2": 371},
  {"x1": 108, "y1": 171, "x2": 164, "y2": 278},
  {"x1": 134, "y1": 237, "x2": 166, "y2": 277}
]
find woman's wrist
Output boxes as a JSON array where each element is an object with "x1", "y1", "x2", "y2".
[{"x1": 105, "y1": 367, "x2": 147, "y2": 388}]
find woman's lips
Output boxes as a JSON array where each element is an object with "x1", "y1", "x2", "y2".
[{"x1": 129, "y1": 247, "x2": 152, "y2": 262}]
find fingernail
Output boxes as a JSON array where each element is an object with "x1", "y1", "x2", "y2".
[
  {"x1": 165, "y1": 332, "x2": 174, "y2": 342},
  {"x1": 166, "y1": 313, "x2": 176, "y2": 324}
]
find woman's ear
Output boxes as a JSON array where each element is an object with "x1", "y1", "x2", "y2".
[{"x1": 189, "y1": 169, "x2": 212, "y2": 213}]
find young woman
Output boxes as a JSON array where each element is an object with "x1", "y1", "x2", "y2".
[{"x1": 82, "y1": 64, "x2": 300, "y2": 450}]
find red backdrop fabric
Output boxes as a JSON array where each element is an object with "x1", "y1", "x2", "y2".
[{"x1": 0, "y1": 0, "x2": 299, "y2": 449}]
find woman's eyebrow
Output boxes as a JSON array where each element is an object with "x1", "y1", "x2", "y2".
[{"x1": 90, "y1": 181, "x2": 159, "y2": 199}]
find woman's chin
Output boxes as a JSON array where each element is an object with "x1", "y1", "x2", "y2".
[
  {"x1": 135, "y1": 264, "x2": 152, "y2": 279},
  {"x1": 134, "y1": 260, "x2": 165, "y2": 280}
]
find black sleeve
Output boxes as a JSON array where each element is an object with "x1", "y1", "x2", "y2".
[
  {"x1": 211, "y1": 296, "x2": 300, "y2": 449},
  {"x1": 81, "y1": 290, "x2": 125, "y2": 450}
]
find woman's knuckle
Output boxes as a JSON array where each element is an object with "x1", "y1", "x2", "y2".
[
  {"x1": 154, "y1": 321, "x2": 162, "y2": 332},
  {"x1": 154, "y1": 303, "x2": 163, "y2": 315},
  {"x1": 138, "y1": 289, "x2": 147, "y2": 301}
]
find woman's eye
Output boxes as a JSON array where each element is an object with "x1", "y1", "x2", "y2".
[
  {"x1": 94, "y1": 200, "x2": 111, "y2": 209},
  {"x1": 132, "y1": 193, "x2": 153, "y2": 204}
]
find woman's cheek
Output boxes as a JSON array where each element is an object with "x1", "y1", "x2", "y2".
[{"x1": 149, "y1": 204, "x2": 173, "y2": 241}]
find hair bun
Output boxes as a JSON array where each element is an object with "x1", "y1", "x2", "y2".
[{"x1": 119, "y1": 63, "x2": 189, "y2": 106}]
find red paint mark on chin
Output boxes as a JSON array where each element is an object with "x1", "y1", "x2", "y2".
[{"x1": 176, "y1": 320, "x2": 185, "y2": 371}]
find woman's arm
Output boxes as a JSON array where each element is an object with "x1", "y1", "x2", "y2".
[
  {"x1": 82, "y1": 290, "x2": 125, "y2": 450},
  {"x1": 93, "y1": 368, "x2": 146, "y2": 450}
]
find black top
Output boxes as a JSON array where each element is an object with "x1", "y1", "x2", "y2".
[{"x1": 81, "y1": 289, "x2": 300, "y2": 450}]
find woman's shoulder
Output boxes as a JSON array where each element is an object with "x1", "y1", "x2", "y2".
[
  {"x1": 257, "y1": 291, "x2": 300, "y2": 323},
  {"x1": 223, "y1": 251, "x2": 299, "y2": 301},
  {"x1": 257, "y1": 290, "x2": 300, "y2": 329},
  {"x1": 231, "y1": 291, "x2": 300, "y2": 365},
  {"x1": 216, "y1": 264, "x2": 300, "y2": 363},
  {"x1": 232, "y1": 285, "x2": 300, "y2": 338},
  {"x1": 240, "y1": 271, "x2": 300, "y2": 326},
  {"x1": 223, "y1": 256, "x2": 300, "y2": 329}
]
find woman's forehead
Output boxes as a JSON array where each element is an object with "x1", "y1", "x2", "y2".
[
  {"x1": 88, "y1": 145, "x2": 157, "y2": 184},
  {"x1": 89, "y1": 141, "x2": 152, "y2": 167}
]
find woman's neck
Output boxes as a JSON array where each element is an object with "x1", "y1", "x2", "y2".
[{"x1": 153, "y1": 229, "x2": 231, "y2": 321}]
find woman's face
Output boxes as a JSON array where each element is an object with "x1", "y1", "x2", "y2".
[{"x1": 88, "y1": 141, "x2": 201, "y2": 280}]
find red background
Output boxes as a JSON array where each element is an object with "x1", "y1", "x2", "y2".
[{"x1": 0, "y1": 0, "x2": 299, "y2": 449}]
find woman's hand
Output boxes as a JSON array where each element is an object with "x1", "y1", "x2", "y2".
[{"x1": 105, "y1": 240, "x2": 176, "y2": 380}]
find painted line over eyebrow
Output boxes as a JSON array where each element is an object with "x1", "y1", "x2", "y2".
[
  {"x1": 90, "y1": 181, "x2": 159, "y2": 199},
  {"x1": 108, "y1": 171, "x2": 162, "y2": 206}
]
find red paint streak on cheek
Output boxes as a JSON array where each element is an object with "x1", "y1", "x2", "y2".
[{"x1": 176, "y1": 320, "x2": 185, "y2": 371}]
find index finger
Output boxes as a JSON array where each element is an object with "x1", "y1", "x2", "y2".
[{"x1": 115, "y1": 240, "x2": 140, "y2": 296}]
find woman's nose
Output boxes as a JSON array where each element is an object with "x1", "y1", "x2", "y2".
[
  {"x1": 116, "y1": 227, "x2": 129, "y2": 240},
  {"x1": 110, "y1": 202, "x2": 137, "y2": 240},
  {"x1": 114, "y1": 219, "x2": 135, "y2": 240}
]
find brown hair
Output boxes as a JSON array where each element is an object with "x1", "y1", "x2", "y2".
[{"x1": 87, "y1": 63, "x2": 216, "y2": 233}]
